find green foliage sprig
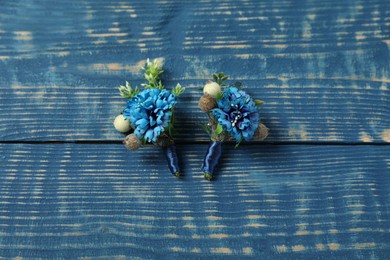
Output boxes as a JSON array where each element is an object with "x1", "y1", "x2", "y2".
[
  {"x1": 254, "y1": 100, "x2": 265, "y2": 106},
  {"x1": 172, "y1": 83, "x2": 185, "y2": 96},
  {"x1": 119, "y1": 58, "x2": 185, "y2": 99},
  {"x1": 141, "y1": 58, "x2": 164, "y2": 90},
  {"x1": 212, "y1": 72, "x2": 229, "y2": 86},
  {"x1": 119, "y1": 81, "x2": 140, "y2": 99}
]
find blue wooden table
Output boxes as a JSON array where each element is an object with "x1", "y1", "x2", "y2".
[{"x1": 0, "y1": 0, "x2": 389, "y2": 259}]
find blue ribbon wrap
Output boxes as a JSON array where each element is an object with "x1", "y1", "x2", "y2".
[
  {"x1": 163, "y1": 144, "x2": 181, "y2": 176},
  {"x1": 201, "y1": 141, "x2": 222, "y2": 176}
]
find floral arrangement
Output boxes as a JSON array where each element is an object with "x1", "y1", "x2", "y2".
[
  {"x1": 113, "y1": 58, "x2": 185, "y2": 177},
  {"x1": 198, "y1": 73, "x2": 268, "y2": 180}
]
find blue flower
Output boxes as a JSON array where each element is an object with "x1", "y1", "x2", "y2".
[
  {"x1": 212, "y1": 87, "x2": 259, "y2": 142},
  {"x1": 124, "y1": 88, "x2": 176, "y2": 142}
]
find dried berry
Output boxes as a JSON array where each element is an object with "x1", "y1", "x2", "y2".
[
  {"x1": 254, "y1": 123, "x2": 269, "y2": 141},
  {"x1": 203, "y1": 81, "x2": 221, "y2": 97},
  {"x1": 198, "y1": 94, "x2": 217, "y2": 112},
  {"x1": 123, "y1": 133, "x2": 142, "y2": 150},
  {"x1": 113, "y1": 114, "x2": 131, "y2": 133}
]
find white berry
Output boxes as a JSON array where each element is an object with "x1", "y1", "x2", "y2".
[
  {"x1": 203, "y1": 81, "x2": 221, "y2": 97},
  {"x1": 113, "y1": 114, "x2": 131, "y2": 133}
]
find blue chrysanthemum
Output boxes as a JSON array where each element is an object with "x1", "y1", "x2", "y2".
[
  {"x1": 124, "y1": 88, "x2": 176, "y2": 142},
  {"x1": 212, "y1": 87, "x2": 259, "y2": 142}
]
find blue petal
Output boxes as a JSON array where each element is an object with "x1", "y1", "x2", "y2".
[
  {"x1": 156, "y1": 110, "x2": 164, "y2": 125},
  {"x1": 231, "y1": 127, "x2": 242, "y2": 142},
  {"x1": 161, "y1": 111, "x2": 172, "y2": 127},
  {"x1": 153, "y1": 126, "x2": 163, "y2": 139},
  {"x1": 134, "y1": 127, "x2": 146, "y2": 139},
  {"x1": 219, "y1": 118, "x2": 232, "y2": 131},
  {"x1": 144, "y1": 129, "x2": 154, "y2": 142},
  {"x1": 135, "y1": 118, "x2": 149, "y2": 128},
  {"x1": 149, "y1": 116, "x2": 156, "y2": 127},
  {"x1": 122, "y1": 88, "x2": 177, "y2": 143}
]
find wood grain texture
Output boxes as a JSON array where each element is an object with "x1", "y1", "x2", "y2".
[
  {"x1": 0, "y1": 0, "x2": 389, "y2": 142},
  {"x1": 0, "y1": 0, "x2": 389, "y2": 259},
  {"x1": 0, "y1": 143, "x2": 389, "y2": 258}
]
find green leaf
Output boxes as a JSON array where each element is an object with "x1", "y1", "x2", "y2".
[
  {"x1": 141, "y1": 83, "x2": 151, "y2": 88},
  {"x1": 156, "y1": 80, "x2": 164, "y2": 90},
  {"x1": 212, "y1": 72, "x2": 229, "y2": 86},
  {"x1": 215, "y1": 124, "x2": 223, "y2": 135},
  {"x1": 216, "y1": 91, "x2": 224, "y2": 100},
  {"x1": 172, "y1": 83, "x2": 185, "y2": 96},
  {"x1": 118, "y1": 82, "x2": 140, "y2": 99},
  {"x1": 167, "y1": 109, "x2": 175, "y2": 136},
  {"x1": 142, "y1": 58, "x2": 164, "y2": 89},
  {"x1": 254, "y1": 100, "x2": 265, "y2": 106},
  {"x1": 234, "y1": 137, "x2": 244, "y2": 148},
  {"x1": 167, "y1": 122, "x2": 174, "y2": 136}
]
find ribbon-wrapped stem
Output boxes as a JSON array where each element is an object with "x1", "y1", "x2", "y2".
[
  {"x1": 201, "y1": 141, "x2": 222, "y2": 180},
  {"x1": 198, "y1": 74, "x2": 267, "y2": 181},
  {"x1": 162, "y1": 144, "x2": 182, "y2": 177}
]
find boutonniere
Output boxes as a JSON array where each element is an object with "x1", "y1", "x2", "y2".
[
  {"x1": 114, "y1": 59, "x2": 185, "y2": 177},
  {"x1": 198, "y1": 73, "x2": 268, "y2": 180}
]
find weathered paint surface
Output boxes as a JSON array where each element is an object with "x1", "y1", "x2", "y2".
[
  {"x1": 0, "y1": 0, "x2": 389, "y2": 258},
  {"x1": 0, "y1": 144, "x2": 389, "y2": 258},
  {"x1": 0, "y1": 0, "x2": 388, "y2": 142}
]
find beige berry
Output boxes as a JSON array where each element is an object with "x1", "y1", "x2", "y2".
[
  {"x1": 123, "y1": 133, "x2": 142, "y2": 150},
  {"x1": 254, "y1": 123, "x2": 269, "y2": 141},
  {"x1": 198, "y1": 94, "x2": 217, "y2": 112},
  {"x1": 203, "y1": 81, "x2": 221, "y2": 97},
  {"x1": 113, "y1": 114, "x2": 131, "y2": 133}
]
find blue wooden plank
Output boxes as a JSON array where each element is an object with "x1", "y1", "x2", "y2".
[
  {"x1": 0, "y1": 1, "x2": 389, "y2": 259},
  {"x1": 0, "y1": 143, "x2": 389, "y2": 258},
  {"x1": 0, "y1": 77, "x2": 389, "y2": 143},
  {"x1": 0, "y1": 0, "x2": 389, "y2": 142}
]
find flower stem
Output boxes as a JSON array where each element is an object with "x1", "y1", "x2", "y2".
[
  {"x1": 201, "y1": 141, "x2": 222, "y2": 180},
  {"x1": 162, "y1": 144, "x2": 182, "y2": 177}
]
